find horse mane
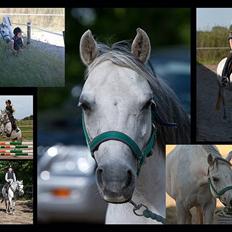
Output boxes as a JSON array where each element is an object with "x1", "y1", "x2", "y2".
[
  {"x1": 86, "y1": 41, "x2": 191, "y2": 146},
  {"x1": 202, "y1": 145, "x2": 221, "y2": 158}
]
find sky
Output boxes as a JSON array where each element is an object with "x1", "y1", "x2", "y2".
[
  {"x1": 197, "y1": 8, "x2": 232, "y2": 31},
  {"x1": 0, "y1": 96, "x2": 33, "y2": 119}
]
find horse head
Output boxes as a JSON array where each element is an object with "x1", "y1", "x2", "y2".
[
  {"x1": 79, "y1": 28, "x2": 154, "y2": 203},
  {"x1": 207, "y1": 152, "x2": 232, "y2": 207},
  {"x1": 17, "y1": 180, "x2": 24, "y2": 196}
]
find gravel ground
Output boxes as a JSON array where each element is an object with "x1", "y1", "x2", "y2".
[{"x1": 0, "y1": 200, "x2": 33, "y2": 224}]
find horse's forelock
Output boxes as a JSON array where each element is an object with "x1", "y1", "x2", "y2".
[{"x1": 85, "y1": 41, "x2": 190, "y2": 145}]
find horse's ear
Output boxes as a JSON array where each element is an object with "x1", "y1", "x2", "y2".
[
  {"x1": 131, "y1": 28, "x2": 151, "y2": 63},
  {"x1": 207, "y1": 153, "x2": 214, "y2": 166},
  {"x1": 80, "y1": 30, "x2": 98, "y2": 66},
  {"x1": 226, "y1": 151, "x2": 232, "y2": 162}
]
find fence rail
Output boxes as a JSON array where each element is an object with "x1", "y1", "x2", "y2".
[
  {"x1": 197, "y1": 47, "x2": 229, "y2": 50},
  {"x1": 0, "y1": 13, "x2": 64, "y2": 17},
  {"x1": 11, "y1": 22, "x2": 64, "y2": 36}
]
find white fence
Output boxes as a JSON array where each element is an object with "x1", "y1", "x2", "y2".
[
  {"x1": 0, "y1": 13, "x2": 64, "y2": 17},
  {"x1": 197, "y1": 47, "x2": 229, "y2": 50}
]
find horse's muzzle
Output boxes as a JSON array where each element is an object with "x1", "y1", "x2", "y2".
[{"x1": 96, "y1": 164, "x2": 135, "y2": 203}]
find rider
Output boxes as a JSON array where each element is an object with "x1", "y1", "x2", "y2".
[
  {"x1": 5, "y1": 100, "x2": 19, "y2": 133},
  {"x1": 4, "y1": 165, "x2": 16, "y2": 193},
  {"x1": 222, "y1": 31, "x2": 232, "y2": 84},
  {"x1": 11, "y1": 27, "x2": 24, "y2": 54}
]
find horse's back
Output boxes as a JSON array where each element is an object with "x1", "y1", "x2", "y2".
[{"x1": 166, "y1": 145, "x2": 208, "y2": 200}]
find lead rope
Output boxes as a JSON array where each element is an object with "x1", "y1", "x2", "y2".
[{"x1": 129, "y1": 200, "x2": 165, "y2": 224}]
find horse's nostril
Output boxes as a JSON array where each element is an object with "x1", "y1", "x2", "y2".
[
  {"x1": 230, "y1": 199, "x2": 232, "y2": 206},
  {"x1": 125, "y1": 170, "x2": 132, "y2": 188},
  {"x1": 96, "y1": 168, "x2": 103, "y2": 188}
]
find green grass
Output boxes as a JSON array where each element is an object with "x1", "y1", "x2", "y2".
[
  {"x1": 197, "y1": 27, "x2": 231, "y2": 65},
  {"x1": 0, "y1": 119, "x2": 33, "y2": 141},
  {"x1": 197, "y1": 49, "x2": 229, "y2": 65},
  {"x1": 0, "y1": 40, "x2": 64, "y2": 87}
]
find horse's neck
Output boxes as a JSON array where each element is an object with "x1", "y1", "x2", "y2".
[
  {"x1": 133, "y1": 144, "x2": 165, "y2": 214},
  {"x1": 7, "y1": 183, "x2": 16, "y2": 197},
  {"x1": 106, "y1": 144, "x2": 165, "y2": 224}
]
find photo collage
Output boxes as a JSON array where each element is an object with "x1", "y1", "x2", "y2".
[{"x1": 0, "y1": 6, "x2": 232, "y2": 227}]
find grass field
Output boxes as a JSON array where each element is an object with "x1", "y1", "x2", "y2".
[
  {"x1": 0, "y1": 119, "x2": 33, "y2": 141},
  {"x1": 0, "y1": 40, "x2": 64, "y2": 87},
  {"x1": 197, "y1": 27, "x2": 230, "y2": 64}
]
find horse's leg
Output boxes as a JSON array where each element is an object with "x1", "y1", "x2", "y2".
[
  {"x1": 8, "y1": 196, "x2": 12, "y2": 214},
  {"x1": 195, "y1": 206, "x2": 203, "y2": 224},
  {"x1": 5, "y1": 200, "x2": 7, "y2": 213},
  {"x1": 176, "y1": 200, "x2": 192, "y2": 224},
  {"x1": 7, "y1": 200, "x2": 10, "y2": 214},
  {"x1": 12, "y1": 200, "x2": 15, "y2": 214},
  {"x1": 202, "y1": 200, "x2": 215, "y2": 224}
]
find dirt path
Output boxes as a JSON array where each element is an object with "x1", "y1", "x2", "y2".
[
  {"x1": 197, "y1": 64, "x2": 232, "y2": 141},
  {"x1": 0, "y1": 200, "x2": 33, "y2": 224}
]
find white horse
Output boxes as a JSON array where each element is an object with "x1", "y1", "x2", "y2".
[
  {"x1": 166, "y1": 145, "x2": 232, "y2": 224},
  {"x1": 0, "y1": 16, "x2": 14, "y2": 43},
  {"x1": 1, "y1": 180, "x2": 24, "y2": 214},
  {"x1": 215, "y1": 57, "x2": 232, "y2": 120},
  {"x1": 0, "y1": 110, "x2": 22, "y2": 141},
  {"x1": 79, "y1": 28, "x2": 190, "y2": 224}
]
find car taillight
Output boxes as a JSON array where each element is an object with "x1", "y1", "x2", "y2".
[{"x1": 52, "y1": 188, "x2": 71, "y2": 198}]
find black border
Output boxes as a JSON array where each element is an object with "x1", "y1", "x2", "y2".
[
  {"x1": 0, "y1": 88, "x2": 37, "y2": 228},
  {"x1": 0, "y1": 1, "x2": 232, "y2": 231}
]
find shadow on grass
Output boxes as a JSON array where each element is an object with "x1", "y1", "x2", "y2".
[{"x1": 0, "y1": 39, "x2": 64, "y2": 87}]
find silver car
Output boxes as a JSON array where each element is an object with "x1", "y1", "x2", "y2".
[{"x1": 38, "y1": 145, "x2": 107, "y2": 223}]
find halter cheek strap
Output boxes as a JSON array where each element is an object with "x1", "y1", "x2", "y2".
[
  {"x1": 82, "y1": 114, "x2": 156, "y2": 175},
  {"x1": 208, "y1": 157, "x2": 232, "y2": 201}
]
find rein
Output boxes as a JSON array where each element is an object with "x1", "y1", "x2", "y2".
[
  {"x1": 208, "y1": 157, "x2": 232, "y2": 203},
  {"x1": 130, "y1": 200, "x2": 165, "y2": 223}
]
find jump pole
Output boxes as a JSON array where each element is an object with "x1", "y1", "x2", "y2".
[{"x1": 0, "y1": 142, "x2": 33, "y2": 145}]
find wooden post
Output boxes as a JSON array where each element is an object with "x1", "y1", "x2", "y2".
[{"x1": 27, "y1": 22, "x2": 31, "y2": 45}]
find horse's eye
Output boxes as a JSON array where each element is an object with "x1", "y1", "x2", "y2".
[
  {"x1": 78, "y1": 101, "x2": 91, "y2": 111},
  {"x1": 141, "y1": 99, "x2": 152, "y2": 111},
  {"x1": 212, "y1": 177, "x2": 219, "y2": 182}
]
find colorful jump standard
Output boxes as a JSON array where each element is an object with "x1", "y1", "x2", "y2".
[
  {"x1": 0, "y1": 150, "x2": 33, "y2": 153},
  {"x1": 0, "y1": 145, "x2": 33, "y2": 148},
  {"x1": 0, "y1": 153, "x2": 32, "y2": 156},
  {"x1": 0, "y1": 142, "x2": 33, "y2": 145}
]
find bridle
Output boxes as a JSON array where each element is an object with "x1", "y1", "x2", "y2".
[
  {"x1": 208, "y1": 157, "x2": 232, "y2": 205},
  {"x1": 82, "y1": 99, "x2": 176, "y2": 175},
  {"x1": 82, "y1": 114, "x2": 156, "y2": 175},
  {"x1": 81, "y1": 97, "x2": 176, "y2": 223}
]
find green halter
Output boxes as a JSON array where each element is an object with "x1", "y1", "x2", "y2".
[
  {"x1": 82, "y1": 114, "x2": 156, "y2": 175},
  {"x1": 208, "y1": 157, "x2": 232, "y2": 199},
  {"x1": 208, "y1": 178, "x2": 232, "y2": 198}
]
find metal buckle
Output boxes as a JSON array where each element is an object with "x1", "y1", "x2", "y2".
[{"x1": 130, "y1": 200, "x2": 148, "y2": 217}]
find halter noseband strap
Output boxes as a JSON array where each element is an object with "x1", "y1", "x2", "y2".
[
  {"x1": 208, "y1": 157, "x2": 232, "y2": 199},
  {"x1": 82, "y1": 114, "x2": 156, "y2": 175}
]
